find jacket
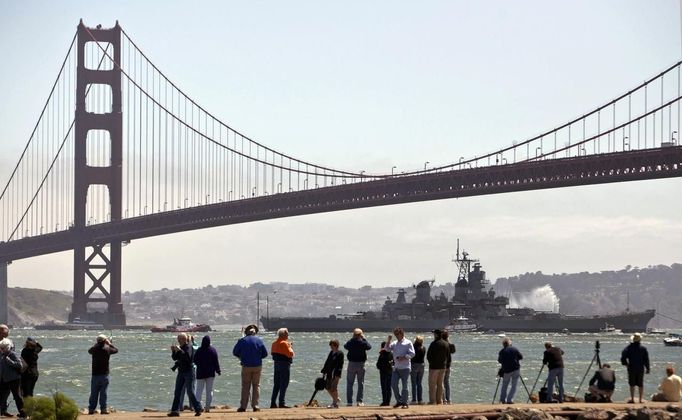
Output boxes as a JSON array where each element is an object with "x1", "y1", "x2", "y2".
[
  {"x1": 271, "y1": 337, "x2": 294, "y2": 363},
  {"x1": 376, "y1": 349, "x2": 393, "y2": 373},
  {"x1": 388, "y1": 338, "x2": 415, "y2": 370},
  {"x1": 412, "y1": 343, "x2": 426, "y2": 364},
  {"x1": 543, "y1": 347, "x2": 564, "y2": 369},
  {"x1": 446, "y1": 342, "x2": 456, "y2": 369},
  {"x1": 172, "y1": 342, "x2": 194, "y2": 374},
  {"x1": 193, "y1": 336, "x2": 221, "y2": 379},
  {"x1": 344, "y1": 337, "x2": 372, "y2": 363},
  {"x1": 21, "y1": 342, "x2": 43, "y2": 377},
  {"x1": 426, "y1": 338, "x2": 450, "y2": 369},
  {"x1": 0, "y1": 351, "x2": 22, "y2": 383},
  {"x1": 498, "y1": 345, "x2": 523, "y2": 374},
  {"x1": 321, "y1": 350, "x2": 344, "y2": 377},
  {"x1": 589, "y1": 367, "x2": 616, "y2": 391},
  {"x1": 621, "y1": 342, "x2": 650, "y2": 372},
  {"x1": 89, "y1": 342, "x2": 118, "y2": 376},
  {"x1": 232, "y1": 335, "x2": 268, "y2": 367}
]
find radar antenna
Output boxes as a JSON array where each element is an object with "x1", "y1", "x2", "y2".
[{"x1": 452, "y1": 239, "x2": 478, "y2": 282}]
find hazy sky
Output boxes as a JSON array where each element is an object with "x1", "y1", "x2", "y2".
[{"x1": 1, "y1": 1, "x2": 681, "y2": 292}]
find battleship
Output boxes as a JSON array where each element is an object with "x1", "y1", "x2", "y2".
[{"x1": 262, "y1": 245, "x2": 655, "y2": 333}]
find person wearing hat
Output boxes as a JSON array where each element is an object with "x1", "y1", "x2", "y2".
[
  {"x1": 232, "y1": 324, "x2": 268, "y2": 412},
  {"x1": 621, "y1": 332, "x2": 650, "y2": 403},
  {"x1": 0, "y1": 338, "x2": 25, "y2": 418},
  {"x1": 426, "y1": 329, "x2": 450, "y2": 404},
  {"x1": 344, "y1": 327, "x2": 372, "y2": 406},
  {"x1": 20, "y1": 337, "x2": 43, "y2": 397},
  {"x1": 87, "y1": 334, "x2": 118, "y2": 415}
]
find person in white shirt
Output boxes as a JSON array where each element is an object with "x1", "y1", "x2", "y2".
[
  {"x1": 651, "y1": 366, "x2": 682, "y2": 402},
  {"x1": 386, "y1": 327, "x2": 415, "y2": 409}
]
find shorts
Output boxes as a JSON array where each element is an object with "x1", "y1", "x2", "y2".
[
  {"x1": 627, "y1": 369, "x2": 644, "y2": 387},
  {"x1": 325, "y1": 375, "x2": 340, "y2": 392}
]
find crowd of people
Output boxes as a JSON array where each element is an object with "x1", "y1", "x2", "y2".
[{"x1": 0, "y1": 323, "x2": 679, "y2": 417}]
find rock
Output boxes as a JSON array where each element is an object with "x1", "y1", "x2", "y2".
[
  {"x1": 577, "y1": 409, "x2": 610, "y2": 420},
  {"x1": 635, "y1": 408, "x2": 673, "y2": 420},
  {"x1": 500, "y1": 408, "x2": 555, "y2": 420},
  {"x1": 665, "y1": 405, "x2": 681, "y2": 413},
  {"x1": 142, "y1": 407, "x2": 159, "y2": 412},
  {"x1": 471, "y1": 416, "x2": 489, "y2": 420}
]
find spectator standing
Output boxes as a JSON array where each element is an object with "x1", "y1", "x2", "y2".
[
  {"x1": 387, "y1": 327, "x2": 415, "y2": 408},
  {"x1": 270, "y1": 328, "x2": 294, "y2": 409},
  {"x1": 344, "y1": 328, "x2": 371, "y2": 406},
  {"x1": 426, "y1": 329, "x2": 449, "y2": 405},
  {"x1": 442, "y1": 330, "x2": 456, "y2": 404},
  {"x1": 376, "y1": 341, "x2": 393, "y2": 406},
  {"x1": 410, "y1": 336, "x2": 426, "y2": 405},
  {"x1": 651, "y1": 366, "x2": 681, "y2": 402},
  {"x1": 20, "y1": 337, "x2": 43, "y2": 397},
  {"x1": 0, "y1": 338, "x2": 25, "y2": 418},
  {"x1": 497, "y1": 337, "x2": 523, "y2": 404},
  {"x1": 168, "y1": 333, "x2": 202, "y2": 417},
  {"x1": 193, "y1": 335, "x2": 221, "y2": 413},
  {"x1": 543, "y1": 341, "x2": 565, "y2": 403},
  {"x1": 321, "y1": 339, "x2": 344, "y2": 408},
  {"x1": 88, "y1": 334, "x2": 118, "y2": 415},
  {"x1": 621, "y1": 332, "x2": 650, "y2": 403},
  {"x1": 232, "y1": 324, "x2": 268, "y2": 412}
]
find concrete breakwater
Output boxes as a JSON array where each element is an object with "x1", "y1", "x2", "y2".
[{"x1": 82, "y1": 402, "x2": 681, "y2": 419}]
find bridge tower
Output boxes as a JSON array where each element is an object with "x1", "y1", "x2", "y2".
[{"x1": 70, "y1": 21, "x2": 126, "y2": 326}]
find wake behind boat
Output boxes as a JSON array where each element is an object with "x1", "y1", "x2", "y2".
[{"x1": 150, "y1": 317, "x2": 211, "y2": 333}]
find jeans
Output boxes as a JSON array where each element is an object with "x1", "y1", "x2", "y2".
[
  {"x1": 444, "y1": 368, "x2": 451, "y2": 403},
  {"x1": 547, "y1": 367, "x2": 564, "y2": 402},
  {"x1": 271, "y1": 361, "x2": 291, "y2": 406},
  {"x1": 0, "y1": 380, "x2": 24, "y2": 416},
  {"x1": 171, "y1": 371, "x2": 202, "y2": 414},
  {"x1": 410, "y1": 363, "x2": 424, "y2": 403},
  {"x1": 196, "y1": 376, "x2": 215, "y2": 409},
  {"x1": 88, "y1": 374, "x2": 109, "y2": 412},
  {"x1": 391, "y1": 368, "x2": 410, "y2": 405},
  {"x1": 379, "y1": 371, "x2": 392, "y2": 405},
  {"x1": 346, "y1": 361, "x2": 366, "y2": 404},
  {"x1": 178, "y1": 365, "x2": 197, "y2": 410},
  {"x1": 21, "y1": 373, "x2": 38, "y2": 397},
  {"x1": 500, "y1": 369, "x2": 520, "y2": 403}
]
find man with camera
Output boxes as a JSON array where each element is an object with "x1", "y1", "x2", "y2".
[
  {"x1": 497, "y1": 337, "x2": 523, "y2": 404},
  {"x1": 88, "y1": 334, "x2": 118, "y2": 415}
]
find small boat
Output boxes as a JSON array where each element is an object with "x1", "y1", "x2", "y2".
[
  {"x1": 561, "y1": 328, "x2": 571, "y2": 334},
  {"x1": 646, "y1": 328, "x2": 667, "y2": 335},
  {"x1": 150, "y1": 317, "x2": 211, "y2": 333},
  {"x1": 599, "y1": 323, "x2": 622, "y2": 334},
  {"x1": 35, "y1": 318, "x2": 104, "y2": 331},
  {"x1": 663, "y1": 333, "x2": 682, "y2": 347},
  {"x1": 445, "y1": 316, "x2": 478, "y2": 333}
]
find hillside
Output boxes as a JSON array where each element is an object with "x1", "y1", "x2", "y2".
[
  {"x1": 5, "y1": 263, "x2": 682, "y2": 328},
  {"x1": 493, "y1": 264, "x2": 682, "y2": 328},
  {"x1": 7, "y1": 287, "x2": 72, "y2": 326}
]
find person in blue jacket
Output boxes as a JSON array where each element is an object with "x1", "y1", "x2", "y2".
[
  {"x1": 497, "y1": 337, "x2": 523, "y2": 404},
  {"x1": 233, "y1": 324, "x2": 268, "y2": 412}
]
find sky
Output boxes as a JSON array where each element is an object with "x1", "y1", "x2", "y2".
[{"x1": 1, "y1": 1, "x2": 681, "y2": 294}]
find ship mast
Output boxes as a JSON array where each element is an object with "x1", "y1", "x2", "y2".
[{"x1": 453, "y1": 239, "x2": 478, "y2": 282}]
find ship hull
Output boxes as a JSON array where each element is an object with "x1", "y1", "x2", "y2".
[{"x1": 262, "y1": 310, "x2": 654, "y2": 333}]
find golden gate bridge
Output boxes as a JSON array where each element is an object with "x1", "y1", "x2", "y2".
[{"x1": 0, "y1": 20, "x2": 681, "y2": 326}]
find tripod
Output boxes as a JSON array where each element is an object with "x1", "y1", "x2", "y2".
[{"x1": 574, "y1": 340, "x2": 601, "y2": 399}]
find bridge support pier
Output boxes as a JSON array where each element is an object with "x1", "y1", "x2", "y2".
[
  {"x1": 69, "y1": 20, "x2": 126, "y2": 327},
  {"x1": 0, "y1": 262, "x2": 8, "y2": 326}
]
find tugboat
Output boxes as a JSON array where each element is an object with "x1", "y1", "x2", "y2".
[
  {"x1": 150, "y1": 317, "x2": 211, "y2": 333},
  {"x1": 599, "y1": 323, "x2": 623, "y2": 334}
]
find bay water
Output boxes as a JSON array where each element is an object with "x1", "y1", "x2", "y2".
[{"x1": 10, "y1": 328, "x2": 681, "y2": 411}]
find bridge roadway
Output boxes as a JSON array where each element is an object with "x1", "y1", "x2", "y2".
[{"x1": 2, "y1": 146, "x2": 681, "y2": 263}]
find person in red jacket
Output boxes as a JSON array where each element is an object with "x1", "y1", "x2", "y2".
[{"x1": 270, "y1": 328, "x2": 294, "y2": 409}]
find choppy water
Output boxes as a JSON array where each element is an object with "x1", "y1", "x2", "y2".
[{"x1": 7, "y1": 328, "x2": 681, "y2": 411}]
